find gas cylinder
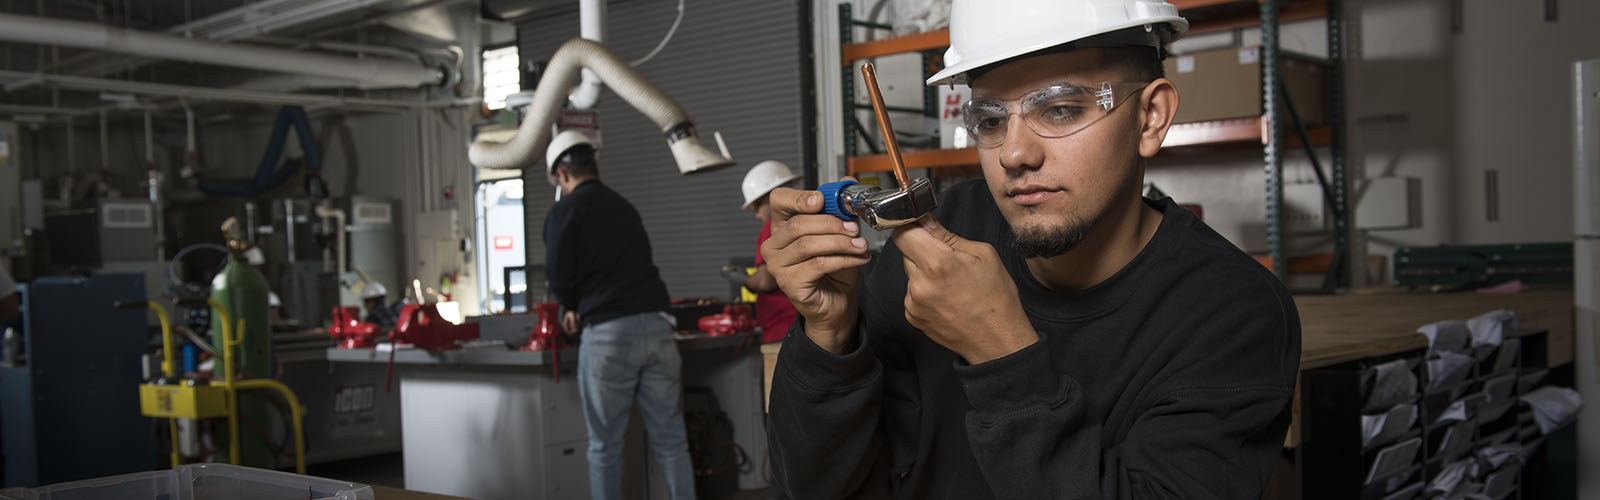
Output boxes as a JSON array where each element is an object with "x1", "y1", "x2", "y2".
[{"x1": 210, "y1": 218, "x2": 273, "y2": 467}]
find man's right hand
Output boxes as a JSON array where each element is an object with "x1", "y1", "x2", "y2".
[{"x1": 760, "y1": 185, "x2": 872, "y2": 354}]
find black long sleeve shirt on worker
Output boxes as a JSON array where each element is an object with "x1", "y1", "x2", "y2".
[
  {"x1": 542, "y1": 179, "x2": 669, "y2": 325},
  {"x1": 767, "y1": 181, "x2": 1301, "y2": 499}
]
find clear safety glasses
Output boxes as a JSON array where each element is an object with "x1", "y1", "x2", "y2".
[{"x1": 961, "y1": 81, "x2": 1149, "y2": 148}]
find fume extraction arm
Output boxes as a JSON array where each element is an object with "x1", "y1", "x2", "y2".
[{"x1": 466, "y1": 38, "x2": 735, "y2": 175}]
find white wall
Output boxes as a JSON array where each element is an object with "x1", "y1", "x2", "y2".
[
  {"x1": 1452, "y1": 0, "x2": 1600, "y2": 244},
  {"x1": 1152, "y1": 0, "x2": 1600, "y2": 286}
]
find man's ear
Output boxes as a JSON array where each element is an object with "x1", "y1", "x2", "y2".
[{"x1": 1137, "y1": 78, "x2": 1179, "y2": 158}]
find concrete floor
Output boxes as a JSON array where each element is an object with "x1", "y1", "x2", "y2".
[{"x1": 308, "y1": 452, "x2": 770, "y2": 499}]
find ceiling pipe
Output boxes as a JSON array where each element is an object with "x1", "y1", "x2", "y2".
[
  {"x1": 0, "y1": 103, "x2": 87, "y2": 116},
  {"x1": 0, "y1": 12, "x2": 445, "y2": 89},
  {"x1": 0, "y1": 69, "x2": 422, "y2": 111},
  {"x1": 568, "y1": 0, "x2": 605, "y2": 110},
  {"x1": 170, "y1": 0, "x2": 388, "y2": 41},
  {"x1": 25, "y1": 0, "x2": 407, "y2": 92}
]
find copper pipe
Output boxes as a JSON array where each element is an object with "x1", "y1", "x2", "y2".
[{"x1": 860, "y1": 62, "x2": 910, "y2": 187}]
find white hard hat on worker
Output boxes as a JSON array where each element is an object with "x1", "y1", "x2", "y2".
[
  {"x1": 926, "y1": 0, "x2": 1189, "y2": 87},
  {"x1": 361, "y1": 282, "x2": 388, "y2": 301},
  {"x1": 741, "y1": 161, "x2": 801, "y2": 210},
  {"x1": 545, "y1": 130, "x2": 598, "y2": 174}
]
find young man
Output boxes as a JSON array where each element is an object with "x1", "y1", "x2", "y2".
[
  {"x1": 541, "y1": 130, "x2": 696, "y2": 500},
  {"x1": 762, "y1": 1, "x2": 1301, "y2": 498},
  {"x1": 724, "y1": 160, "x2": 802, "y2": 343}
]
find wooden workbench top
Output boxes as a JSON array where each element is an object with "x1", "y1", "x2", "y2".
[{"x1": 1294, "y1": 287, "x2": 1574, "y2": 370}]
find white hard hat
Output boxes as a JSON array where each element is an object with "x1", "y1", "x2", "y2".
[
  {"x1": 740, "y1": 161, "x2": 801, "y2": 210},
  {"x1": 927, "y1": 0, "x2": 1189, "y2": 86},
  {"x1": 361, "y1": 282, "x2": 388, "y2": 300},
  {"x1": 545, "y1": 130, "x2": 598, "y2": 174},
  {"x1": 268, "y1": 291, "x2": 281, "y2": 308}
]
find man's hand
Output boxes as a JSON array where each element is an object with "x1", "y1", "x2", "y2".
[
  {"x1": 892, "y1": 216, "x2": 1037, "y2": 364},
  {"x1": 720, "y1": 265, "x2": 749, "y2": 284},
  {"x1": 761, "y1": 185, "x2": 872, "y2": 354},
  {"x1": 561, "y1": 310, "x2": 581, "y2": 335}
]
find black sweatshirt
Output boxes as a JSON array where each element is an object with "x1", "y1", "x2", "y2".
[
  {"x1": 767, "y1": 181, "x2": 1300, "y2": 499},
  {"x1": 542, "y1": 179, "x2": 670, "y2": 325}
]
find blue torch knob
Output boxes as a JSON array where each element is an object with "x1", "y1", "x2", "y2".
[{"x1": 817, "y1": 180, "x2": 859, "y2": 221}]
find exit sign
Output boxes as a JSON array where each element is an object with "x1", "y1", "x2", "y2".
[{"x1": 493, "y1": 236, "x2": 514, "y2": 250}]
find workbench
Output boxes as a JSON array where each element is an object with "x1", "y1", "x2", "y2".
[
  {"x1": 1288, "y1": 288, "x2": 1577, "y2": 499},
  {"x1": 1289, "y1": 288, "x2": 1574, "y2": 447},
  {"x1": 328, "y1": 333, "x2": 766, "y2": 500}
]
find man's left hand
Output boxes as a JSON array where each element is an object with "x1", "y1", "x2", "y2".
[
  {"x1": 892, "y1": 216, "x2": 1038, "y2": 364},
  {"x1": 561, "y1": 310, "x2": 581, "y2": 335}
]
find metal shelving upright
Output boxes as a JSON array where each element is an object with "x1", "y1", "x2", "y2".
[{"x1": 1259, "y1": 0, "x2": 1351, "y2": 289}]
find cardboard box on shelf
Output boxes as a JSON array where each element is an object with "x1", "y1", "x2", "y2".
[{"x1": 1163, "y1": 46, "x2": 1326, "y2": 125}]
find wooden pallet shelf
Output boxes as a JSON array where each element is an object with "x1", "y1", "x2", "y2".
[
  {"x1": 1161, "y1": 116, "x2": 1331, "y2": 152},
  {"x1": 841, "y1": 28, "x2": 949, "y2": 65},
  {"x1": 1174, "y1": 0, "x2": 1329, "y2": 35},
  {"x1": 847, "y1": 147, "x2": 977, "y2": 176}
]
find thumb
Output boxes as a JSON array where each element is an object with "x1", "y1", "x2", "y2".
[
  {"x1": 915, "y1": 215, "x2": 991, "y2": 259},
  {"x1": 894, "y1": 214, "x2": 963, "y2": 265},
  {"x1": 915, "y1": 215, "x2": 962, "y2": 248}
]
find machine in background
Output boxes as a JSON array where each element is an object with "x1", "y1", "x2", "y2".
[
  {"x1": 0, "y1": 273, "x2": 155, "y2": 487},
  {"x1": 20, "y1": 193, "x2": 408, "y2": 471},
  {"x1": 243, "y1": 197, "x2": 406, "y2": 466}
]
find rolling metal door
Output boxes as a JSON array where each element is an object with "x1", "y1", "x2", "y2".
[{"x1": 517, "y1": 0, "x2": 807, "y2": 300}]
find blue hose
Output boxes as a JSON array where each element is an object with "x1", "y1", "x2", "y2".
[
  {"x1": 198, "y1": 106, "x2": 323, "y2": 197},
  {"x1": 182, "y1": 344, "x2": 198, "y2": 374}
]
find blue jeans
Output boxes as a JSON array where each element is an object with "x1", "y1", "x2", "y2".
[{"x1": 577, "y1": 312, "x2": 696, "y2": 500}]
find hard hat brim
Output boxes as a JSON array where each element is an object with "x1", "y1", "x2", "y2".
[{"x1": 926, "y1": 17, "x2": 1189, "y2": 87}]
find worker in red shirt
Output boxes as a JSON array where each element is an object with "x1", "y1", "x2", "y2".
[{"x1": 724, "y1": 161, "x2": 802, "y2": 343}]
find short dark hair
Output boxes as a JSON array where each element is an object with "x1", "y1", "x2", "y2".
[
  {"x1": 554, "y1": 145, "x2": 598, "y2": 178},
  {"x1": 1098, "y1": 46, "x2": 1166, "y2": 82}
]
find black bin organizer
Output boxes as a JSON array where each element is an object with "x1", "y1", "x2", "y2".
[{"x1": 1301, "y1": 330, "x2": 1557, "y2": 500}]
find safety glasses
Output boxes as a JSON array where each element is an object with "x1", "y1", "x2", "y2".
[{"x1": 962, "y1": 81, "x2": 1149, "y2": 148}]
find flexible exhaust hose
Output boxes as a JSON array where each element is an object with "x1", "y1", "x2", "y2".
[
  {"x1": 199, "y1": 106, "x2": 323, "y2": 197},
  {"x1": 468, "y1": 38, "x2": 734, "y2": 174}
]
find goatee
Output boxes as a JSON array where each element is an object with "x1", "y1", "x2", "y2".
[{"x1": 1006, "y1": 212, "x2": 1093, "y2": 259}]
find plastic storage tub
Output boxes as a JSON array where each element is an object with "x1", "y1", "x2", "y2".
[{"x1": 0, "y1": 463, "x2": 374, "y2": 500}]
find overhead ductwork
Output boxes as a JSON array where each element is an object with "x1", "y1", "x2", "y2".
[
  {"x1": 0, "y1": 12, "x2": 445, "y2": 89},
  {"x1": 568, "y1": 0, "x2": 605, "y2": 110},
  {"x1": 467, "y1": 38, "x2": 735, "y2": 175},
  {"x1": 170, "y1": 0, "x2": 389, "y2": 41}
]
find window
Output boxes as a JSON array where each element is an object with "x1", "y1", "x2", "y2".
[
  {"x1": 482, "y1": 45, "x2": 520, "y2": 110},
  {"x1": 474, "y1": 178, "x2": 526, "y2": 313}
]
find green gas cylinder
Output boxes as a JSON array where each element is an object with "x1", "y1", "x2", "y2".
[{"x1": 211, "y1": 224, "x2": 274, "y2": 468}]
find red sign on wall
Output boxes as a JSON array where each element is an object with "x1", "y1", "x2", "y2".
[
  {"x1": 559, "y1": 110, "x2": 599, "y2": 129},
  {"x1": 493, "y1": 236, "x2": 515, "y2": 250}
]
